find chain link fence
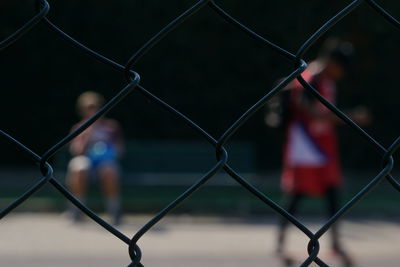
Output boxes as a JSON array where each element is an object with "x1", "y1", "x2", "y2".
[{"x1": 1, "y1": 0, "x2": 400, "y2": 266}]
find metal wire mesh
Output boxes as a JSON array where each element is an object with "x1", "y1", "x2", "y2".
[{"x1": 1, "y1": 0, "x2": 400, "y2": 266}]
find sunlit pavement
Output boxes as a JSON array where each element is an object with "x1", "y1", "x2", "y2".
[{"x1": 1, "y1": 213, "x2": 399, "y2": 267}]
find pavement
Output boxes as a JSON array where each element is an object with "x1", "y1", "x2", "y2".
[{"x1": 1, "y1": 213, "x2": 400, "y2": 266}]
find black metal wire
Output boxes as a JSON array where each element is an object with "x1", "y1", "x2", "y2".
[{"x1": 1, "y1": 0, "x2": 399, "y2": 266}]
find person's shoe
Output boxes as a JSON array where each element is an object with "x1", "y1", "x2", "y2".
[
  {"x1": 68, "y1": 208, "x2": 84, "y2": 223},
  {"x1": 112, "y1": 211, "x2": 122, "y2": 226},
  {"x1": 275, "y1": 250, "x2": 295, "y2": 267},
  {"x1": 332, "y1": 246, "x2": 355, "y2": 267}
]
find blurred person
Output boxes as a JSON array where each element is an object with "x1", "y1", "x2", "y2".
[
  {"x1": 266, "y1": 41, "x2": 370, "y2": 266},
  {"x1": 66, "y1": 91, "x2": 124, "y2": 225}
]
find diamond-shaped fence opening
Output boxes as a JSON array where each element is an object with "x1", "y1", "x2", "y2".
[{"x1": 2, "y1": 0, "x2": 400, "y2": 266}]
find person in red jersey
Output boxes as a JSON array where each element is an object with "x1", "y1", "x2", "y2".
[
  {"x1": 67, "y1": 91, "x2": 124, "y2": 225},
  {"x1": 270, "y1": 41, "x2": 370, "y2": 266}
]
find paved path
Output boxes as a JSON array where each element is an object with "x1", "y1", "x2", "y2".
[{"x1": 1, "y1": 213, "x2": 400, "y2": 266}]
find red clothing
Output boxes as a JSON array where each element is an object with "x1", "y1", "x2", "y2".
[{"x1": 281, "y1": 70, "x2": 342, "y2": 195}]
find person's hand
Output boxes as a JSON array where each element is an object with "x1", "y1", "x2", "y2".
[{"x1": 349, "y1": 106, "x2": 371, "y2": 126}]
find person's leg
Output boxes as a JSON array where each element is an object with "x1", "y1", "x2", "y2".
[
  {"x1": 277, "y1": 193, "x2": 303, "y2": 254},
  {"x1": 99, "y1": 163, "x2": 121, "y2": 225},
  {"x1": 66, "y1": 156, "x2": 90, "y2": 221},
  {"x1": 326, "y1": 187, "x2": 353, "y2": 266},
  {"x1": 325, "y1": 187, "x2": 341, "y2": 250},
  {"x1": 68, "y1": 169, "x2": 88, "y2": 198}
]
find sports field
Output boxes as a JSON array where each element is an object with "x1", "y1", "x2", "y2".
[{"x1": 1, "y1": 213, "x2": 399, "y2": 266}]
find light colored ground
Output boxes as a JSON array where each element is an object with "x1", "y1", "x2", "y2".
[{"x1": 1, "y1": 213, "x2": 400, "y2": 266}]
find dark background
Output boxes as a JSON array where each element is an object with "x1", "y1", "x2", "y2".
[{"x1": 1, "y1": 0, "x2": 400, "y2": 172}]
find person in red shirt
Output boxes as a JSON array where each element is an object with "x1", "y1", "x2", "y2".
[
  {"x1": 271, "y1": 42, "x2": 370, "y2": 266},
  {"x1": 66, "y1": 91, "x2": 124, "y2": 225}
]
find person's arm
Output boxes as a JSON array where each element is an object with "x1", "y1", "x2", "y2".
[
  {"x1": 296, "y1": 86, "x2": 371, "y2": 126},
  {"x1": 108, "y1": 119, "x2": 125, "y2": 158},
  {"x1": 69, "y1": 123, "x2": 91, "y2": 156},
  {"x1": 115, "y1": 125, "x2": 125, "y2": 158}
]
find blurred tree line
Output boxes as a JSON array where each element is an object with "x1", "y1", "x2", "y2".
[{"x1": 1, "y1": 0, "x2": 400, "y2": 171}]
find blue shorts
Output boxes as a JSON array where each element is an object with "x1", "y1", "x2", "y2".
[{"x1": 87, "y1": 141, "x2": 117, "y2": 169}]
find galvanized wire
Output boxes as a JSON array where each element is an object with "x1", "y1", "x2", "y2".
[{"x1": 1, "y1": 0, "x2": 399, "y2": 266}]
